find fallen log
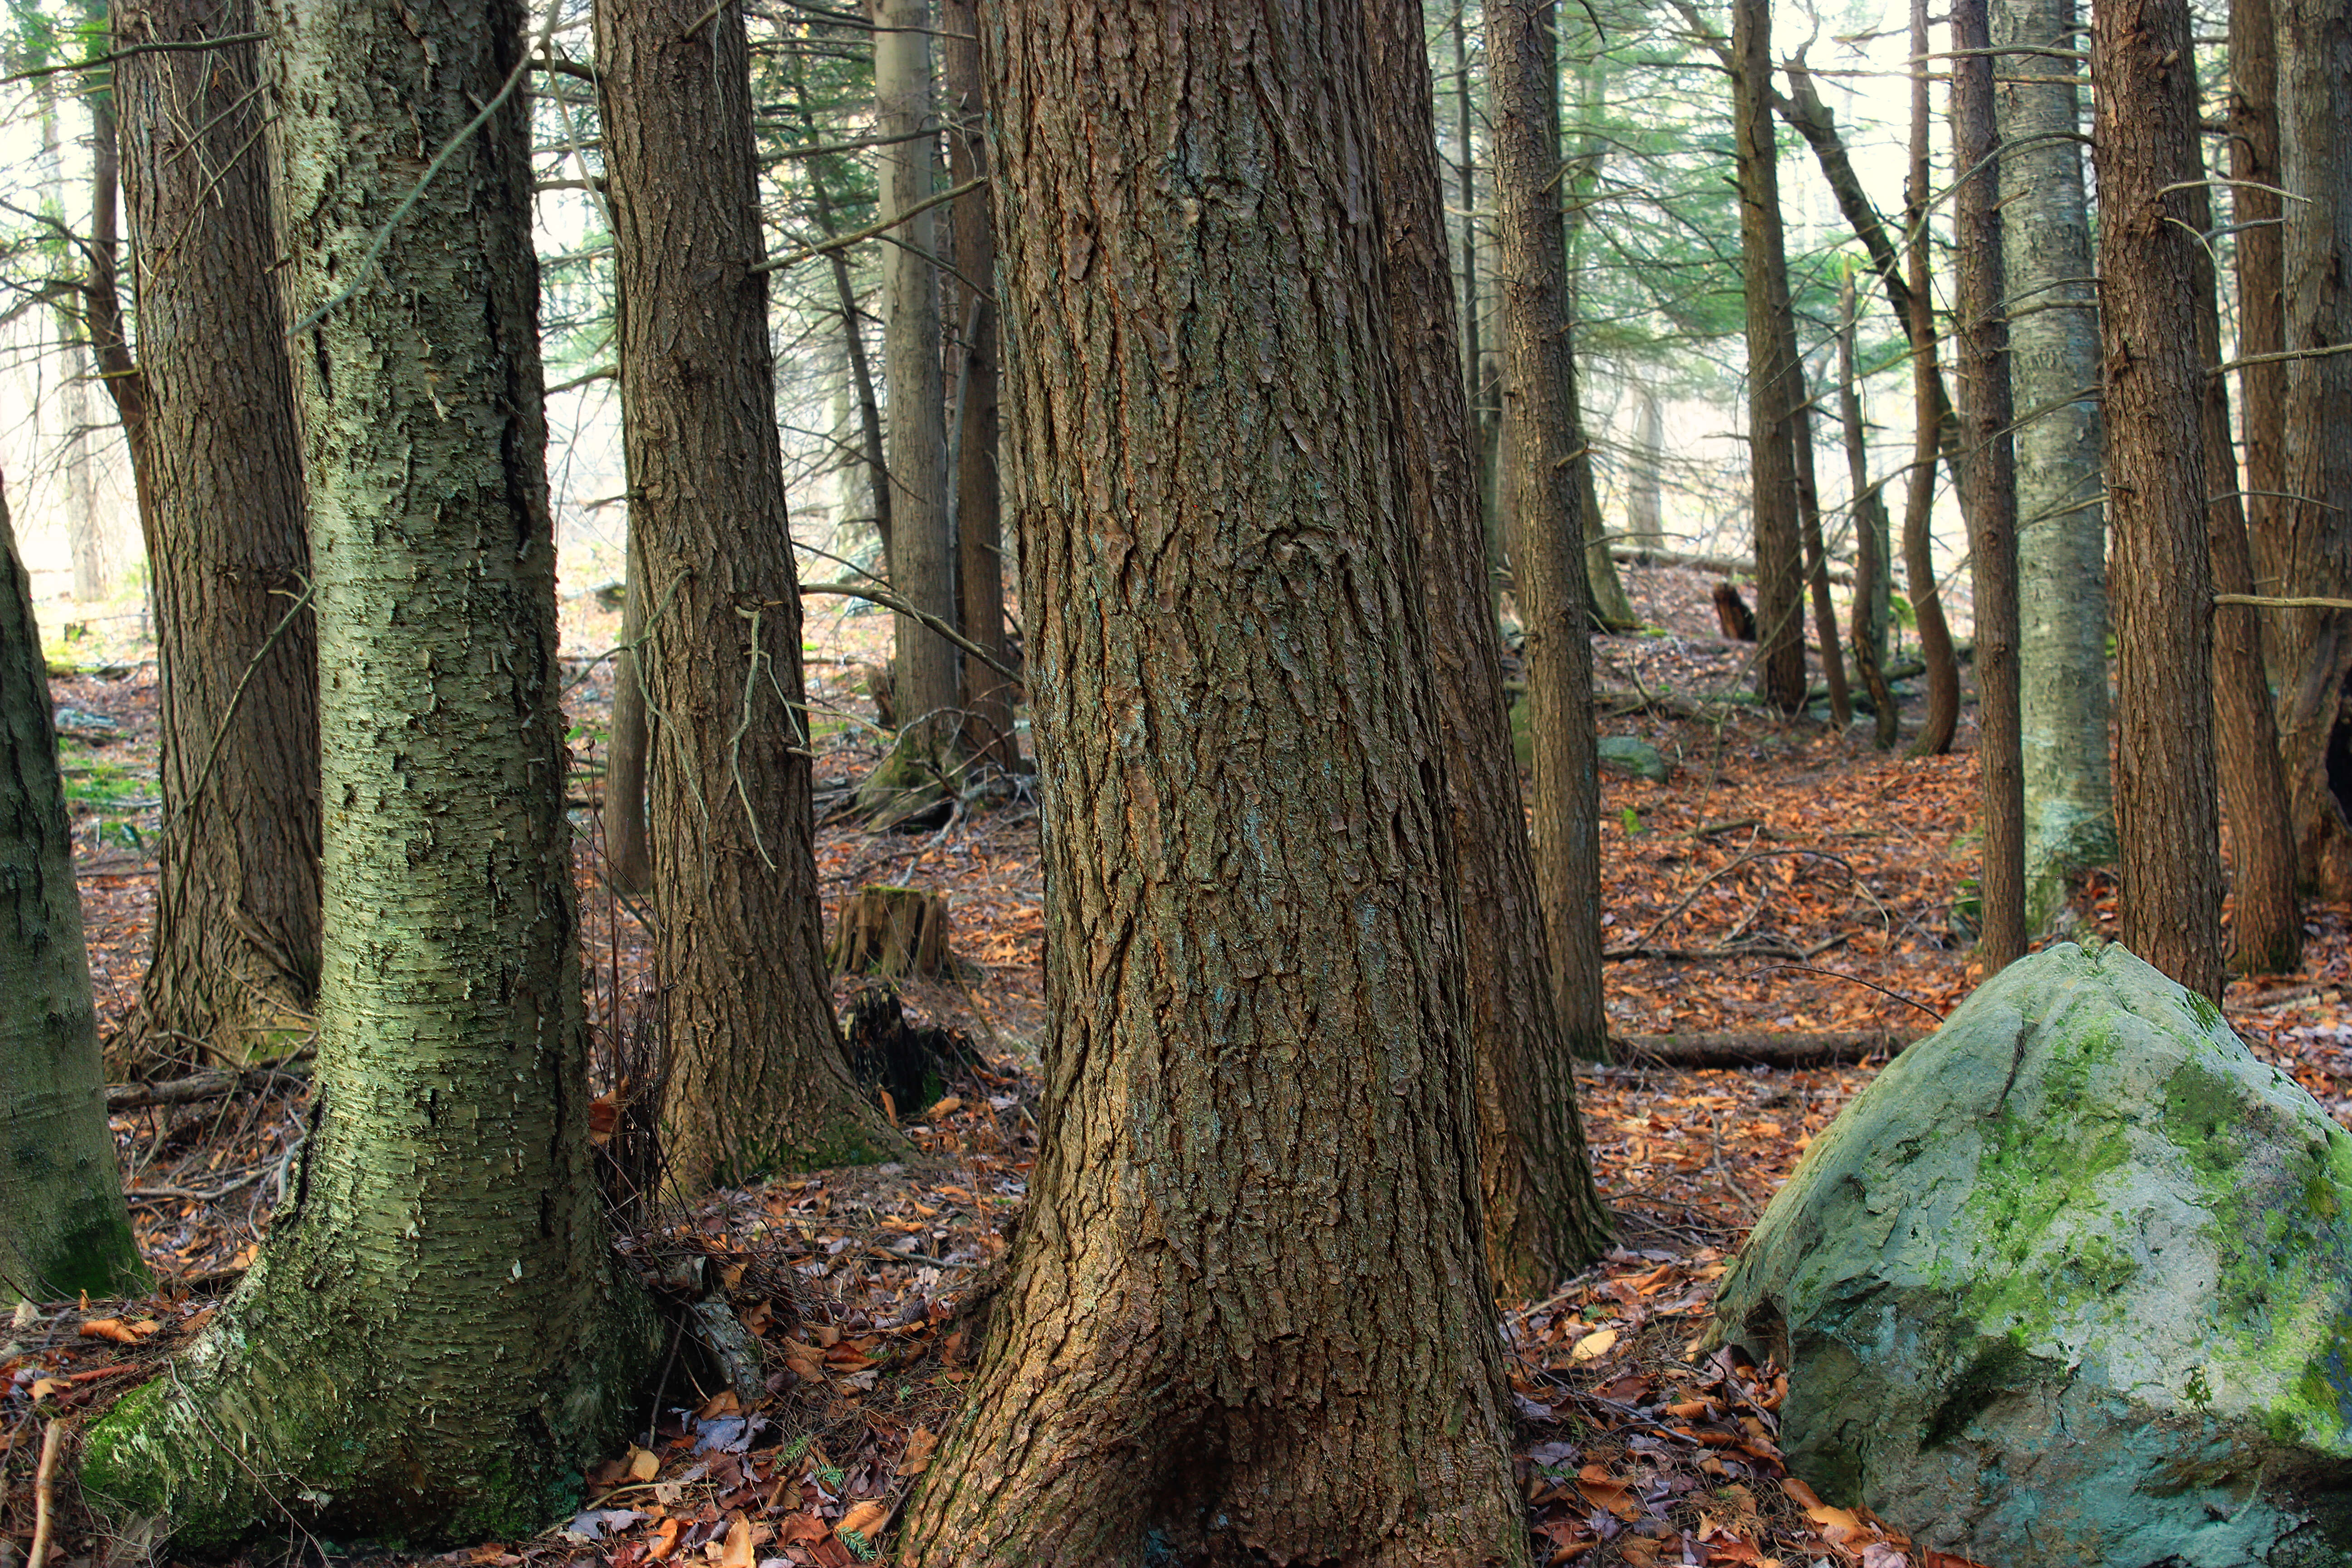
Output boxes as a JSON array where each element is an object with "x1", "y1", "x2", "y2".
[
  {"x1": 1611, "y1": 1029, "x2": 1924, "y2": 1069},
  {"x1": 106, "y1": 1063, "x2": 310, "y2": 1112}
]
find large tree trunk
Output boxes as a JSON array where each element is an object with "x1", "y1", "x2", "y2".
[
  {"x1": 1994, "y1": 0, "x2": 2113, "y2": 936},
  {"x1": 941, "y1": 0, "x2": 1018, "y2": 771},
  {"x1": 1903, "y1": 0, "x2": 1960, "y2": 757},
  {"x1": 1363, "y1": 0, "x2": 1609, "y2": 1296},
  {"x1": 1494, "y1": 0, "x2": 1607, "y2": 1060},
  {"x1": 900, "y1": 3, "x2": 1525, "y2": 1558},
  {"x1": 2092, "y1": 0, "x2": 2226, "y2": 1002},
  {"x1": 871, "y1": 0, "x2": 957, "y2": 771},
  {"x1": 116, "y1": 0, "x2": 323, "y2": 1063},
  {"x1": 1731, "y1": 0, "x2": 1806, "y2": 715},
  {"x1": 80, "y1": 0, "x2": 657, "y2": 1538},
  {"x1": 1951, "y1": 0, "x2": 2025, "y2": 970},
  {"x1": 0, "y1": 484, "x2": 144, "y2": 1303},
  {"x1": 2231, "y1": 0, "x2": 2288, "y2": 679},
  {"x1": 2274, "y1": 0, "x2": 2352, "y2": 898},
  {"x1": 2182, "y1": 110, "x2": 2303, "y2": 975},
  {"x1": 596, "y1": 0, "x2": 906, "y2": 1185}
]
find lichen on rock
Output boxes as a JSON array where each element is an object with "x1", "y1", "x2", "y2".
[{"x1": 1710, "y1": 941, "x2": 2352, "y2": 1566}]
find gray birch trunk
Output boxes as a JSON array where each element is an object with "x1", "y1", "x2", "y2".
[
  {"x1": 80, "y1": 0, "x2": 657, "y2": 1539},
  {"x1": 61, "y1": 329, "x2": 105, "y2": 600},
  {"x1": 0, "y1": 483, "x2": 143, "y2": 1303},
  {"x1": 1994, "y1": 0, "x2": 2115, "y2": 932}
]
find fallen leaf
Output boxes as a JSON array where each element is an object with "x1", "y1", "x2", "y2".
[
  {"x1": 838, "y1": 1500, "x2": 890, "y2": 1539},
  {"x1": 1781, "y1": 1478, "x2": 1824, "y2": 1510},
  {"x1": 697, "y1": 1390, "x2": 742, "y2": 1420},
  {"x1": 28, "y1": 1379, "x2": 65, "y2": 1401},
  {"x1": 628, "y1": 1445, "x2": 661, "y2": 1482},
  {"x1": 1574, "y1": 1464, "x2": 1642, "y2": 1523},
  {"x1": 1569, "y1": 1328, "x2": 1619, "y2": 1362},
  {"x1": 898, "y1": 1426, "x2": 939, "y2": 1478},
  {"x1": 78, "y1": 1318, "x2": 141, "y2": 1343},
  {"x1": 926, "y1": 1095, "x2": 963, "y2": 1117},
  {"x1": 721, "y1": 1518, "x2": 756, "y2": 1568},
  {"x1": 648, "y1": 1519, "x2": 683, "y2": 1561}
]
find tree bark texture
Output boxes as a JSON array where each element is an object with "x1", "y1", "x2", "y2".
[
  {"x1": 0, "y1": 484, "x2": 144, "y2": 1303},
  {"x1": 1556, "y1": 88, "x2": 1637, "y2": 634},
  {"x1": 2273, "y1": 0, "x2": 2352, "y2": 898},
  {"x1": 1363, "y1": 0, "x2": 1609, "y2": 1296},
  {"x1": 2181, "y1": 128, "x2": 2304, "y2": 975},
  {"x1": 1903, "y1": 0, "x2": 1961, "y2": 757},
  {"x1": 1950, "y1": 0, "x2": 2025, "y2": 971},
  {"x1": 115, "y1": 0, "x2": 323, "y2": 1063},
  {"x1": 902, "y1": 3, "x2": 1526, "y2": 1559},
  {"x1": 1994, "y1": 0, "x2": 2113, "y2": 933},
  {"x1": 874, "y1": 0, "x2": 957, "y2": 761},
  {"x1": 1788, "y1": 353, "x2": 1851, "y2": 729},
  {"x1": 602, "y1": 526, "x2": 653, "y2": 893},
  {"x1": 1731, "y1": 0, "x2": 1807, "y2": 715},
  {"x1": 597, "y1": 0, "x2": 906, "y2": 1185},
  {"x1": 1493, "y1": 0, "x2": 1607, "y2": 1060},
  {"x1": 79, "y1": 0, "x2": 657, "y2": 1539},
  {"x1": 1839, "y1": 276, "x2": 1900, "y2": 749},
  {"x1": 2231, "y1": 0, "x2": 2288, "y2": 671},
  {"x1": 942, "y1": 0, "x2": 1018, "y2": 771},
  {"x1": 2092, "y1": 0, "x2": 2226, "y2": 1002}
]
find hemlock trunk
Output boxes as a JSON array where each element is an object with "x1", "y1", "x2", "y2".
[
  {"x1": 79, "y1": 0, "x2": 656, "y2": 1539},
  {"x1": 900, "y1": 1, "x2": 1526, "y2": 1557},
  {"x1": 595, "y1": 0, "x2": 905, "y2": 1185}
]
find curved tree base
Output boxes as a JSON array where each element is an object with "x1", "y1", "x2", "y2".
[
  {"x1": 82, "y1": 1247, "x2": 657, "y2": 1552},
  {"x1": 127, "y1": 942, "x2": 314, "y2": 1074},
  {"x1": 853, "y1": 738, "x2": 954, "y2": 833}
]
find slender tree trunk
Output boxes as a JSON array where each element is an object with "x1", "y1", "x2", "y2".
[
  {"x1": 1558, "y1": 67, "x2": 1637, "y2": 633},
  {"x1": 79, "y1": 75, "x2": 140, "y2": 593},
  {"x1": 872, "y1": 0, "x2": 957, "y2": 770},
  {"x1": 60, "y1": 329, "x2": 104, "y2": 600},
  {"x1": 901, "y1": 4, "x2": 1525, "y2": 1558},
  {"x1": 1904, "y1": 0, "x2": 1961, "y2": 756},
  {"x1": 1364, "y1": 0, "x2": 1609, "y2": 1296},
  {"x1": 116, "y1": 0, "x2": 323, "y2": 1063},
  {"x1": 1494, "y1": 0, "x2": 1607, "y2": 1059},
  {"x1": 1789, "y1": 353, "x2": 1851, "y2": 728},
  {"x1": 2274, "y1": 0, "x2": 2352, "y2": 898},
  {"x1": 81, "y1": 0, "x2": 657, "y2": 1537},
  {"x1": 2231, "y1": 0, "x2": 2288, "y2": 680},
  {"x1": 1994, "y1": 0, "x2": 2113, "y2": 935},
  {"x1": 1627, "y1": 383, "x2": 1666, "y2": 554},
  {"x1": 2092, "y1": 0, "x2": 2225, "y2": 1002},
  {"x1": 1731, "y1": 0, "x2": 1806, "y2": 714},
  {"x1": 1456, "y1": 4, "x2": 1501, "y2": 586},
  {"x1": 1951, "y1": 0, "x2": 2025, "y2": 970},
  {"x1": 597, "y1": 0, "x2": 906, "y2": 1185},
  {"x1": 810, "y1": 159, "x2": 891, "y2": 559},
  {"x1": 602, "y1": 525, "x2": 652, "y2": 892},
  {"x1": 0, "y1": 483, "x2": 144, "y2": 1303},
  {"x1": 942, "y1": 0, "x2": 1018, "y2": 771},
  {"x1": 1839, "y1": 276, "x2": 1899, "y2": 748},
  {"x1": 2182, "y1": 111, "x2": 2303, "y2": 974}
]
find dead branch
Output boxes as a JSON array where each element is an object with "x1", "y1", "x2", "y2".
[
  {"x1": 27, "y1": 1419, "x2": 64, "y2": 1568},
  {"x1": 1613, "y1": 1029, "x2": 1922, "y2": 1068}
]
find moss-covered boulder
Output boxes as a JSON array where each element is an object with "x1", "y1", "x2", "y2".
[{"x1": 1710, "y1": 941, "x2": 2352, "y2": 1566}]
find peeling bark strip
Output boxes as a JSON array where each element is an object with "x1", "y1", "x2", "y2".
[
  {"x1": 901, "y1": 2, "x2": 1525, "y2": 1562},
  {"x1": 595, "y1": 0, "x2": 904, "y2": 1185},
  {"x1": 78, "y1": 0, "x2": 655, "y2": 1541}
]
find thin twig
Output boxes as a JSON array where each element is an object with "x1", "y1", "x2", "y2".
[
  {"x1": 752, "y1": 178, "x2": 984, "y2": 276},
  {"x1": 1, "y1": 31, "x2": 261, "y2": 86},
  {"x1": 26, "y1": 1419, "x2": 64, "y2": 1568}
]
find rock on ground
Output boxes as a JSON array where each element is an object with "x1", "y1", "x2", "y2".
[{"x1": 1710, "y1": 941, "x2": 2352, "y2": 1567}]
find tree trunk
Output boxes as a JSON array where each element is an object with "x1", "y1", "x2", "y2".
[
  {"x1": 2274, "y1": 0, "x2": 2352, "y2": 898},
  {"x1": 2092, "y1": 0, "x2": 2226, "y2": 1002},
  {"x1": 116, "y1": 0, "x2": 323, "y2": 1063},
  {"x1": 812, "y1": 164, "x2": 890, "y2": 559},
  {"x1": 1494, "y1": 0, "x2": 1608, "y2": 1060},
  {"x1": 1951, "y1": 0, "x2": 2025, "y2": 971},
  {"x1": 60, "y1": 328, "x2": 105, "y2": 601},
  {"x1": 1731, "y1": 0, "x2": 1806, "y2": 715},
  {"x1": 1627, "y1": 384, "x2": 1666, "y2": 554},
  {"x1": 80, "y1": 0, "x2": 657, "y2": 1538},
  {"x1": 0, "y1": 483, "x2": 144, "y2": 1303},
  {"x1": 597, "y1": 0, "x2": 908, "y2": 1186},
  {"x1": 1903, "y1": 0, "x2": 1961, "y2": 757},
  {"x1": 1456, "y1": 5, "x2": 1502, "y2": 587},
  {"x1": 1558, "y1": 71, "x2": 1637, "y2": 634},
  {"x1": 901, "y1": 3, "x2": 1525, "y2": 1558},
  {"x1": 1838, "y1": 275, "x2": 1899, "y2": 749},
  {"x1": 1993, "y1": 0, "x2": 2113, "y2": 936},
  {"x1": 1364, "y1": 0, "x2": 1609, "y2": 1296},
  {"x1": 1789, "y1": 353, "x2": 1852, "y2": 728},
  {"x1": 828, "y1": 885, "x2": 956, "y2": 980},
  {"x1": 2181, "y1": 111, "x2": 2303, "y2": 975},
  {"x1": 872, "y1": 0, "x2": 957, "y2": 769},
  {"x1": 602, "y1": 524, "x2": 652, "y2": 893},
  {"x1": 2231, "y1": 0, "x2": 2288, "y2": 681},
  {"x1": 941, "y1": 0, "x2": 1018, "y2": 771}
]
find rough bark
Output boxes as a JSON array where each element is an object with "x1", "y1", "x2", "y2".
[
  {"x1": 1731, "y1": 0, "x2": 1807, "y2": 715},
  {"x1": 1364, "y1": 0, "x2": 1609, "y2": 1296},
  {"x1": 2091, "y1": 0, "x2": 2226, "y2": 1001},
  {"x1": 1993, "y1": 0, "x2": 2113, "y2": 936},
  {"x1": 1903, "y1": 0, "x2": 1961, "y2": 757},
  {"x1": 1839, "y1": 275, "x2": 1899, "y2": 749},
  {"x1": 115, "y1": 0, "x2": 323, "y2": 1062},
  {"x1": 2181, "y1": 121, "x2": 2303, "y2": 975},
  {"x1": 2231, "y1": 0, "x2": 2288, "y2": 673},
  {"x1": 1456, "y1": 5, "x2": 1501, "y2": 582},
  {"x1": 1951, "y1": 0, "x2": 2025, "y2": 971},
  {"x1": 941, "y1": 0, "x2": 1018, "y2": 771},
  {"x1": 1494, "y1": 0, "x2": 1607, "y2": 1060},
  {"x1": 1558, "y1": 73, "x2": 1637, "y2": 634},
  {"x1": 900, "y1": 3, "x2": 1526, "y2": 1558},
  {"x1": 872, "y1": 0, "x2": 957, "y2": 765},
  {"x1": 2274, "y1": 0, "x2": 2352, "y2": 898},
  {"x1": 602, "y1": 527, "x2": 652, "y2": 893},
  {"x1": 79, "y1": 0, "x2": 657, "y2": 1538},
  {"x1": 597, "y1": 0, "x2": 907, "y2": 1186},
  {"x1": 0, "y1": 483, "x2": 144, "y2": 1303}
]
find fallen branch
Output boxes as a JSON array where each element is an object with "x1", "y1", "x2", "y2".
[
  {"x1": 1612, "y1": 1029, "x2": 1923, "y2": 1069},
  {"x1": 107, "y1": 1063, "x2": 310, "y2": 1112},
  {"x1": 1604, "y1": 935, "x2": 1851, "y2": 962},
  {"x1": 27, "y1": 1419, "x2": 64, "y2": 1568}
]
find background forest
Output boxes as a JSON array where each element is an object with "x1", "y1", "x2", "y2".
[{"x1": 3, "y1": 0, "x2": 2351, "y2": 1562}]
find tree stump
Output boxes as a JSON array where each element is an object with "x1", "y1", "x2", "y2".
[
  {"x1": 841, "y1": 986, "x2": 984, "y2": 1123},
  {"x1": 1713, "y1": 581, "x2": 1758, "y2": 641},
  {"x1": 829, "y1": 884, "x2": 955, "y2": 978}
]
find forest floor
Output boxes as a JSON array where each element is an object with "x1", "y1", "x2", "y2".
[{"x1": 13, "y1": 562, "x2": 2352, "y2": 1568}]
